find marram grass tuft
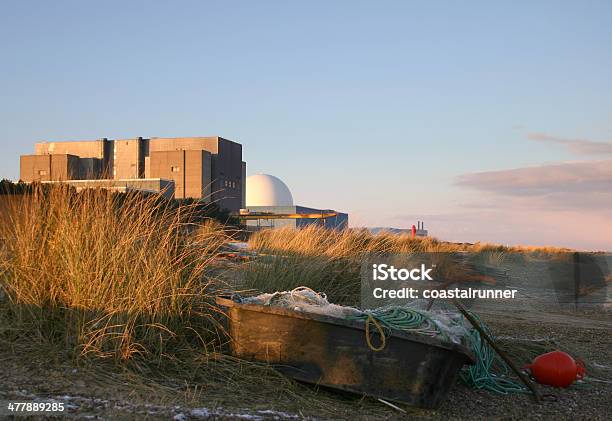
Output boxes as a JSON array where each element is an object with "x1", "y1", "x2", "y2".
[{"x1": 0, "y1": 185, "x2": 229, "y2": 363}]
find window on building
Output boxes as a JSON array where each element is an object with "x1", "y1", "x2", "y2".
[
  {"x1": 38, "y1": 170, "x2": 47, "y2": 176},
  {"x1": 171, "y1": 166, "x2": 180, "y2": 172}
]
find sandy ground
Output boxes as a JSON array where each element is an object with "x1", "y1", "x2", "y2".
[{"x1": 0, "y1": 307, "x2": 610, "y2": 420}]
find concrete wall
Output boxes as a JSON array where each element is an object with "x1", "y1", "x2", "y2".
[
  {"x1": 113, "y1": 138, "x2": 145, "y2": 179},
  {"x1": 149, "y1": 150, "x2": 212, "y2": 200},
  {"x1": 149, "y1": 136, "x2": 243, "y2": 209},
  {"x1": 20, "y1": 155, "x2": 50, "y2": 181},
  {"x1": 53, "y1": 155, "x2": 79, "y2": 181},
  {"x1": 144, "y1": 156, "x2": 151, "y2": 178},
  {"x1": 39, "y1": 178, "x2": 175, "y2": 199},
  {"x1": 150, "y1": 150, "x2": 185, "y2": 198},
  {"x1": 184, "y1": 150, "x2": 212, "y2": 201},
  {"x1": 103, "y1": 139, "x2": 114, "y2": 177},
  {"x1": 20, "y1": 154, "x2": 79, "y2": 181},
  {"x1": 148, "y1": 136, "x2": 220, "y2": 153},
  {"x1": 33, "y1": 139, "x2": 112, "y2": 177},
  {"x1": 78, "y1": 158, "x2": 103, "y2": 179},
  {"x1": 241, "y1": 161, "x2": 247, "y2": 209},
  {"x1": 35, "y1": 139, "x2": 106, "y2": 159},
  {"x1": 213, "y1": 138, "x2": 243, "y2": 211}
]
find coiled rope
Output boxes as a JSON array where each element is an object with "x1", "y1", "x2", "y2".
[
  {"x1": 365, "y1": 314, "x2": 386, "y2": 351},
  {"x1": 349, "y1": 305, "x2": 527, "y2": 395},
  {"x1": 348, "y1": 306, "x2": 446, "y2": 349}
]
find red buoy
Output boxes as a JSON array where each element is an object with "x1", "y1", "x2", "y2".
[{"x1": 525, "y1": 350, "x2": 585, "y2": 388}]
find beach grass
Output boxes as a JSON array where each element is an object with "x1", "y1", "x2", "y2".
[{"x1": 0, "y1": 185, "x2": 229, "y2": 364}]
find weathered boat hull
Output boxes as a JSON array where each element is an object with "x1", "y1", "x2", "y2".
[{"x1": 216, "y1": 295, "x2": 475, "y2": 409}]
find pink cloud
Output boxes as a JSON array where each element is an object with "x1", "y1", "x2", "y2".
[
  {"x1": 450, "y1": 159, "x2": 612, "y2": 251},
  {"x1": 527, "y1": 132, "x2": 612, "y2": 155},
  {"x1": 455, "y1": 160, "x2": 612, "y2": 198}
]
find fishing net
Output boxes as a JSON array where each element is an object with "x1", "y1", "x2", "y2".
[
  {"x1": 242, "y1": 287, "x2": 363, "y2": 318},
  {"x1": 243, "y1": 288, "x2": 469, "y2": 344}
]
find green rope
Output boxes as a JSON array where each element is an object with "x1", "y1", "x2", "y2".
[
  {"x1": 459, "y1": 311, "x2": 527, "y2": 394},
  {"x1": 349, "y1": 306, "x2": 445, "y2": 338},
  {"x1": 348, "y1": 306, "x2": 447, "y2": 352},
  {"x1": 348, "y1": 305, "x2": 528, "y2": 395}
]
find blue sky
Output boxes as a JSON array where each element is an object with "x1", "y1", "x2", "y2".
[{"x1": 1, "y1": 1, "x2": 611, "y2": 250}]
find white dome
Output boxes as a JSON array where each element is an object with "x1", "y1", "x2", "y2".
[{"x1": 246, "y1": 174, "x2": 294, "y2": 207}]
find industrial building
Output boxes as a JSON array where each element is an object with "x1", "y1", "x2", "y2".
[
  {"x1": 20, "y1": 136, "x2": 245, "y2": 211},
  {"x1": 242, "y1": 174, "x2": 348, "y2": 230},
  {"x1": 39, "y1": 179, "x2": 175, "y2": 199},
  {"x1": 19, "y1": 139, "x2": 350, "y2": 228}
]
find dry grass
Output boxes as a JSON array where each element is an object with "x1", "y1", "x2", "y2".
[
  {"x1": 0, "y1": 185, "x2": 229, "y2": 363},
  {"x1": 249, "y1": 225, "x2": 443, "y2": 257},
  {"x1": 240, "y1": 226, "x2": 574, "y2": 304},
  {"x1": 249, "y1": 225, "x2": 573, "y2": 256}
]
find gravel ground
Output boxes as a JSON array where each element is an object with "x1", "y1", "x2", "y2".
[
  {"x1": 0, "y1": 308, "x2": 610, "y2": 420},
  {"x1": 433, "y1": 310, "x2": 612, "y2": 420}
]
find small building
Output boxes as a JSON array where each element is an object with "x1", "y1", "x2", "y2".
[{"x1": 242, "y1": 174, "x2": 348, "y2": 230}]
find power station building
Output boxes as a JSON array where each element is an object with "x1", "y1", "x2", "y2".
[
  {"x1": 19, "y1": 139, "x2": 349, "y2": 227},
  {"x1": 20, "y1": 136, "x2": 245, "y2": 211},
  {"x1": 242, "y1": 174, "x2": 348, "y2": 230}
]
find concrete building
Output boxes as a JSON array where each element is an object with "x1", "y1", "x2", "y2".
[
  {"x1": 148, "y1": 150, "x2": 211, "y2": 200},
  {"x1": 242, "y1": 174, "x2": 348, "y2": 230},
  {"x1": 113, "y1": 138, "x2": 146, "y2": 179},
  {"x1": 20, "y1": 154, "x2": 80, "y2": 181},
  {"x1": 20, "y1": 136, "x2": 245, "y2": 211},
  {"x1": 148, "y1": 137, "x2": 244, "y2": 210},
  {"x1": 40, "y1": 179, "x2": 175, "y2": 199}
]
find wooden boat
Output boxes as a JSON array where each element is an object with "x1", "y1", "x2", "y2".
[{"x1": 216, "y1": 295, "x2": 476, "y2": 409}]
